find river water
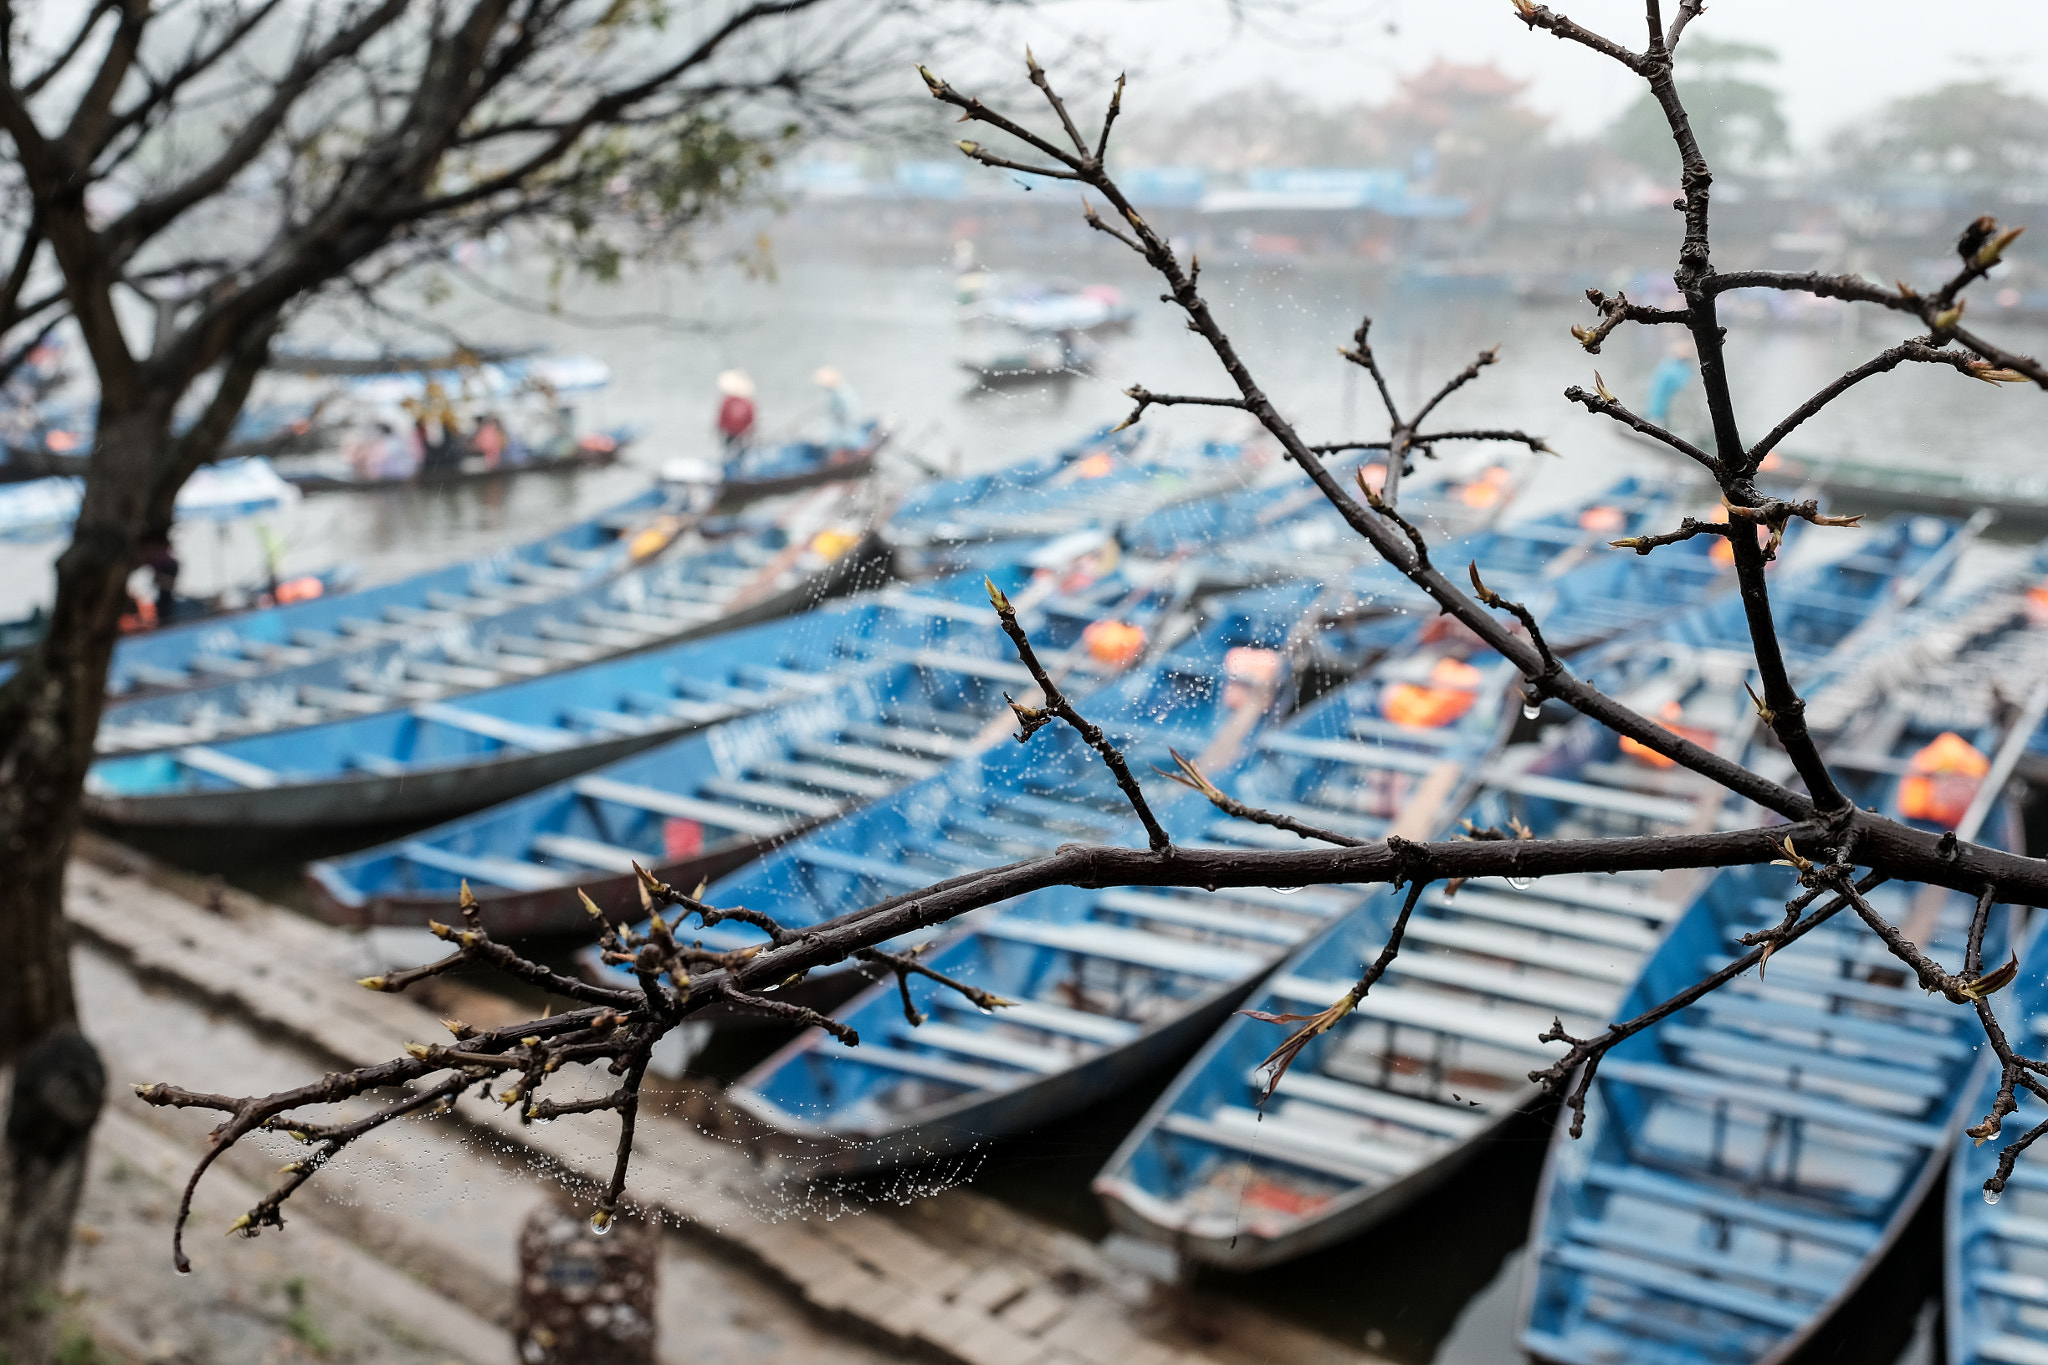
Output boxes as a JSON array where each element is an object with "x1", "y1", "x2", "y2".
[
  {"x1": 8, "y1": 233, "x2": 2040, "y2": 617},
  {"x1": 76, "y1": 237, "x2": 2040, "y2": 1363}
]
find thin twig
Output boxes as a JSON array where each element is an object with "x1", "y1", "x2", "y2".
[
  {"x1": 986, "y1": 576, "x2": 1172, "y2": 851},
  {"x1": 1242, "y1": 879, "x2": 1431, "y2": 1100},
  {"x1": 1563, "y1": 378, "x2": 1718, "y2": 471},
  {"x1": 1157, "y1": 748, "x2": 1367, "y2": 848}
]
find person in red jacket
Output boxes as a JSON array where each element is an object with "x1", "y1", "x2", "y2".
[{"x1": 715, "y1": 370, "x2": 756, "y2": 453}]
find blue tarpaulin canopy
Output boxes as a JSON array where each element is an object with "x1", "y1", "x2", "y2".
[{"x1": 0, "y1": 456, "x2": 301, "y2": 542}]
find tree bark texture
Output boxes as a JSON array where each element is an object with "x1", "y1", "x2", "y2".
[
  {"x1": 1, "y1": 1029, "x2": 107, "y2": 1360},
  {"x1": 0, "y1": 403, "x2": 171, "y2": 1363}
]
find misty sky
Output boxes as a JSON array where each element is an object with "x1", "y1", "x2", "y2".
[{"x1": 999, "y1": 0, "x2": 2046, "y2": 151}]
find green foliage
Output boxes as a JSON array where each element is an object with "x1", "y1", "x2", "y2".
[
  {"x1": 1831, "y1": 80, "x2": 2048, "y2": 191},
  {"x1": 281, "y1": 1277, "x2": 331, "y2": 1356},
  {"x1": 1609, "y1": 37, "x2": 1788, "y2": 175},
  {"x1": 545, "y1": 111, "x2": 784, "y2": 282},
  {"x1": 53, "y1": 1327, "x2": 100, "y2": 1365}
]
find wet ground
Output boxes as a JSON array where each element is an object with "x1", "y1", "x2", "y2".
[{"x1": 68, "y1": 942, "x2": 909, "y2": 1365}]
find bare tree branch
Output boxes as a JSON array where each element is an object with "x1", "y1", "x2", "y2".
[{"x1": 985, "y1": 576, "x2": 1171, "y2": 851}]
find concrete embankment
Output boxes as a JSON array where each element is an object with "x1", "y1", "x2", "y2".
[{"x1": 65, "y1": 836, "x2": 1376, "y2": 1365}]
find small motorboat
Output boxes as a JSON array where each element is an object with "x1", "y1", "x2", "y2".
[
  {"x1": 957, "y1": 324, "x2": 1101, "y2": 385},
  {"x1": 957, "y1": 273, "x2": 1134, "y2": 336}
]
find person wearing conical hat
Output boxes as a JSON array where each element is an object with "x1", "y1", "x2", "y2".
[
  {"x1": 813, "y1": 365, "x2": 862, "y2": 452},
  {"x1": 715, "y1": 369, "x2": 756, "y2": 454}
]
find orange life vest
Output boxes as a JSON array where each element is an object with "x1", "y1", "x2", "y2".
[
  {"x1": 1082, "y1": 619, "x2": 1147, "y2": 668},
  {"x1": 1383, "y1": 656, "x2": 1483, "y2": 729},
  {"x1": 1898, "y1": 731, "x2": 1989, "y2": 828}
]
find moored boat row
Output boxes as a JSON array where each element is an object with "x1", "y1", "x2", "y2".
[
  {"x1": 76, "y1": 396, "x2": 2048, "y2": 1365},
  {"x1": 1515, "y1": 558, "x2": 2048, "y2": 1365},
  {"x1": 102, "y1": 483, "x2": 690, "y2": 699},
  {"x1": 95, "y1": 484, "x2": 877, "y2": 753},
  {"x1": 306, "y1": 557, "x2": 1199, "y2": 930}
]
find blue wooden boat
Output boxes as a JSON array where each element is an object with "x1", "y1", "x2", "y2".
[
  {"x1": 1916, "y1": 573, "x2": 2048, "y2": 1365},
  {"x1": 674, "y1": 484, "x2": 1725, "y2": 1159},
  {"x1": 712, "y1": 421, "x2": 887, "y2": 507},
  {"x1": 884, "y1": 427, "x2": 1250, "y2": 574},
  {"x1": 1294, "y1": 477, "x2": 1738, "y2": 684},
  {"x1": 3, "y1": 390, "x2": 338, "y2": 482},
  {"x1": 1089, "y1": 517, "x2": 1971, "y2": 1270},
  {"x1": 303, "y1": 558, "x2": 1199, "y2": 933},
  {"x1": 100, "y1": 484, "x2": 687, "y2": 700},
  {"x1": 1518, "y1": 865, "x2": 2003, "y2": 1365},
  {"x1": 1115, "y1": 454, "x2": 1552, "y2": 599},
  {"x1": 86, "y1": 560, "x2": 1075, "y2": 835},
  {"x1": 1517, "y1": 564, "x2": 2038, "y2": 1365},
  {"x1": 723, "y1": 629, "x2": 1523, "y2": 1170},
  {"x1": 94, "y1": 485, "x2": 876, "y2": 753},
  {"x1": 1949, "y1": 919, "x2": 2048, "y2": 1365}
]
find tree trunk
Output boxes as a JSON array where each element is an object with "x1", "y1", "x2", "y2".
[{"x1": 0, "y1": 402, "x2": 173, "y2": 1361}]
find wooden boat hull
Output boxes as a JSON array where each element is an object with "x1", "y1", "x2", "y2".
[
  {"x1": 714, "y1": 448, "x2": 877, "y2": 509},
  {"x1": 95, "y1": 523, "x2": 886, "y2": 756},
  {"x1": 300, "y1": 563, "x2": 1174, "y2": 935},
  {"x1": 1945, "y1": 908, "x2": 2048, "y2": 1365},
  {"x1": 86, "y1": 724, "x2": 672, "y2": 832},
  {"x1": 1098, "y1": 1087, "x2": 1541, "y2": 1270},
  {"x1": 309, "y1": 821, "x2": 817, "y2": 933},
  {"x1": 101, "y1": 484, "x2": 683, "y2": 700},
  {"x1": 1516, "y1": 871, "x2": 1991, "y2": 1365},
  {"x1": 284, "y1": 441, "x2": 622, "y2": 494},
  {"x1": 882, "y1": 429, "x2": 1241, "y2": 555},
  {"x1": 1518, "y1": 644, "x2": 2025, "y2": 1365},
  {"x1": 960, "y1": 362, "x2": 1087, "y2": 386},
  {"x1": 734, "y1": 974, "x2": 1260, "y2": 1176},
  {"x1": 1758, "y1": 452, "x2": 2048, "y2": 536},
  {"x1": 83, "y1": 535, "x2": 889, "y2": 836},
  {"x1": 1520, "y1": 1112, "x2": 1965, "y2": 1365}
]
